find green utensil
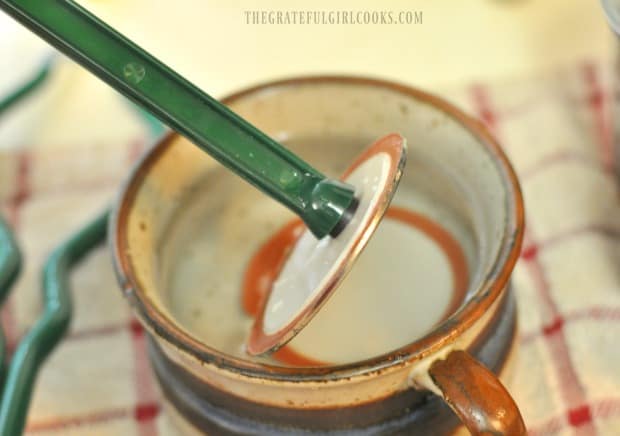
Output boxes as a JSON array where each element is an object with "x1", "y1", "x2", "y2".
[
  {"x1": 0, "y1": 56, "x2": 112, "y2": 436},
  {"x1": 0, "y1": 211, "x2": 108, "y2": 436},
  {"x1": 0, "y1": 55, "x2": 167, "y2": 435},
  {"x1": 0, "y1": 0, "x2": 357, "y2": 239},
  {"x1": 0, "y1": 216, "x2": 21, "y2": 377}
]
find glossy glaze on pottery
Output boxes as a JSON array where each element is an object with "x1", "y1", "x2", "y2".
[
  {"x1": 150, "y1": 292, "x2": 517, "y2": 435},
  {"x1": 429, "y1": 349, "x2": 526, "y2": 435},
  {"x1": 160, "y1": 134, "x2": 469, "y2": 365},
  {"x1": 111, "y1": 77, "x2": 525, "y2": 434}
]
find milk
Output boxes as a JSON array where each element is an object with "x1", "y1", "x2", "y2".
[{"x1": 161, "y1": 135, "x2": 475, "y2": 366}]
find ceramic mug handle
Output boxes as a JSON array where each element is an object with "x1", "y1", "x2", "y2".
[{"x1": 427, "y1": 350, "x2": 526, "y2": 435}]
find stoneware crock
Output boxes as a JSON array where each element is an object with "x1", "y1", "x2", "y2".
[{"x1": 111, "y1": 77, "x2": 526, "y2": 435}]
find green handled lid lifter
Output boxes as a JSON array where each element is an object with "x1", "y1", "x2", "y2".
[{"x1": 0, "y1": 0, "x2": 357, "y2": 239}]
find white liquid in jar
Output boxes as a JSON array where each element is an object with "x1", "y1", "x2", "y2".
[{"x1": 161, "y1": 137, "x2": 473, "y2": 366}]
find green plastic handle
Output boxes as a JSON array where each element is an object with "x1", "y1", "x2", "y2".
[{"x1": 0, "y1": 0, "x2": 356, "y2": 238}]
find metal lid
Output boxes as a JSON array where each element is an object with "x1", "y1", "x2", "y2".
[{"x1": 247, "y1": 133, "x2": 407, "y2": 356}]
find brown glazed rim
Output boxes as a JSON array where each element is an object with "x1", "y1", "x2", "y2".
[
  {"x1": 247, "y1": 133, "x2": 406, "y2": 355},
  {"x1": 111, "y1": 75, "x2": 525, "y2": 382}
]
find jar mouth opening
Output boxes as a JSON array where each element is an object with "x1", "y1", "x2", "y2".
[{"x1": 110, "y1": 75, "x2": 524, "y2": 382}]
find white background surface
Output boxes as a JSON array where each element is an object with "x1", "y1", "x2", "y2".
[{"x1": 0, "y1": 0, "x2": 614, "y2": 95}]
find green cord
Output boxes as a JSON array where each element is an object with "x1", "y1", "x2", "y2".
[
  {"x1": 0, "y1": 58, "x2": 53, "y2": 117},
  {"x1": 0, "y1": 52, "x2": 164, "y2": 434},
  {"x1": 0, "y1": 57, "x2": 54, "y2": 383},
  {"x1": 0, "y1": 211, "x2": 108, "y2": 436},
  {"x1": 0, "y1": 217, "x2": 22, "y2": 380}
]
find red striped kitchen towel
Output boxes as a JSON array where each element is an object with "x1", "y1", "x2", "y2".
[{"x1": 0, "y1": 59, "x2": 619, "y2": 435}]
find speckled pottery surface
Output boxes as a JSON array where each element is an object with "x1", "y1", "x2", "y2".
[{"x1": 111, "y1": 77, "x2": 525, "y2": 435}]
